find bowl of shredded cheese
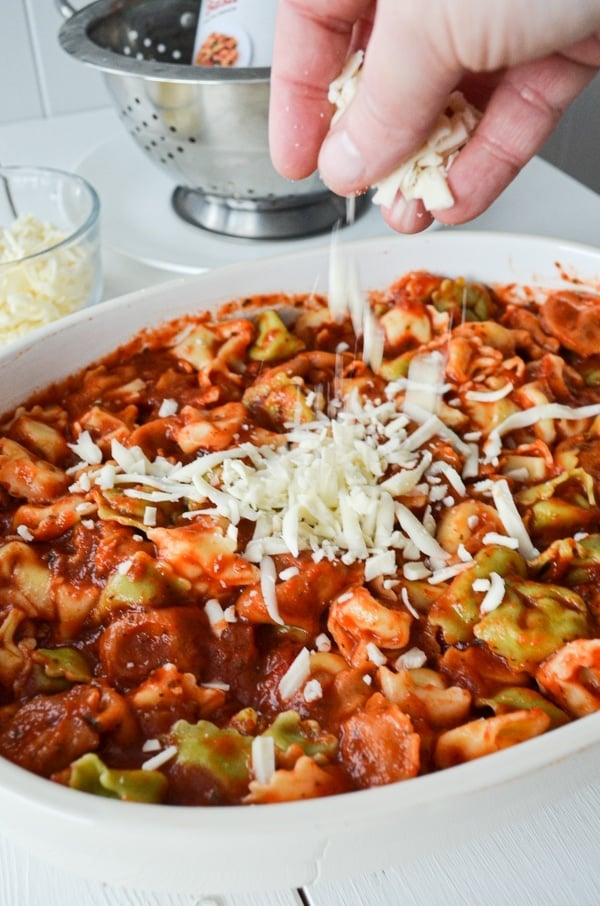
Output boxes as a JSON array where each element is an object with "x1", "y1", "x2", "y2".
[{"x1": 0, "y1": 166, "x2": 101, "y2": 345}]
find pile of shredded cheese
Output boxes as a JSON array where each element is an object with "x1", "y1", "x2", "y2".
[
  {"x1": 67, "y1": 347, "x2": 578, "y2": 621},
  {"x1": 328, "y1": 51, "x2": 481, "y2": 210},
  {"x1": 0, "y1": 213, "x2": 94, "y2": 344}
]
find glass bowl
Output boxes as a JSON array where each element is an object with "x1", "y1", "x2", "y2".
[{"x1": 0, "y1": 165, "x2": 101, "y2": 345}]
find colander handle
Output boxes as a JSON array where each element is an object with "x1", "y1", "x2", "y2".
[{"x1": 54, "y1": 0, "x2": 81, "y2": 18}]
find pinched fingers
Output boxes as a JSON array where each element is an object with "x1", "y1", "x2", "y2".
[
  {"x1": 434, "y1": 51, "x2": 600, "y2": 226},
  {"x1": 269, "y1": 0, "x2": 374, "y2": 179}
]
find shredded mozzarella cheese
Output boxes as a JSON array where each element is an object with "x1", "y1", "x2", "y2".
[
  {"x1": 303, "y1": 678, "x2": 324, "y2": 702},
  {"x1": 479, "y1": 572, "x2": 506, "y2": 615},
  {"x1": 204, "y1": 598, "x2": 227, "y2": 636},
  {"x1": 260, "y1": 555, "x2": 284, "y2": 625},
  {"x1": 491, "y1": 479, "x2": 539, "y2": 560},
  {"x1": 485, "y1": 402, "x2": 600, "y2": 461},
  {"x1": 278, "y1": 647, "x2": 311, "y2": 701},
  {"x1": 404, "y1": 351, "x2": 447, "y2": 415},
  {"x1": 0, "y1": 213, "x2": 94, "y2": 344},
  {"x1": 465, "y1": 383, "x2": 514, "y2": 402},
  {"x1": 251, "y1": 736, "x2": 275, "y2": 784},
  {"x1": 141, "y1": 744, "x2": 178, "y2": 771},
  {"x1": 395, "y1": 647, "x2": 427, "y2": 670},
  {"x1": 328, "y1": 52, "x2": 481, "y2": 210}
]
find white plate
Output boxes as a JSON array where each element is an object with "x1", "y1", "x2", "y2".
[
  {"x1": 76, "y1": 135, "x2": 397, "y2": 274},
  {"x1": 1, "y1": 232, "x2": 600, "y2": 896}
]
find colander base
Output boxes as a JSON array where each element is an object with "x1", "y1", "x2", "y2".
[{"x1": 171, "y1": 187, "x2": 370, "y2": 240}]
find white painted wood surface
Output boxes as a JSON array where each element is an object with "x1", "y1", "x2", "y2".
[
  {"x1": 302, "y1": 779, "x2": 600, "y2": 906},
  {"x1": 2, "y1": 779, "x2": 600, "y2": 904},
  {"x1": 0, "y1": 835, "x2": 302, "y2": 906}
]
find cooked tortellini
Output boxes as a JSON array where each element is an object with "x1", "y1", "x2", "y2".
[{"x1": 0, "y1": 271, "x2": 599, "y2": 806}]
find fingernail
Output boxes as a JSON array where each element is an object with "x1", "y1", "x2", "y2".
[
  {"x1": 319, "y1": 129, "x2": 366, "y2": 188},
  {"x1": 386, "y1": 197, "x2": 432, "y2": 234}
]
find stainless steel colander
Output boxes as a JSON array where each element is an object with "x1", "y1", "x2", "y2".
[{"x1": 56, "y1": 0, "x2": 365, "y2": 239}]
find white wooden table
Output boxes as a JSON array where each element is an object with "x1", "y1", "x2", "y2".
[{"x1": 1, "y1": 108, "x2": 599, "y2": 906}]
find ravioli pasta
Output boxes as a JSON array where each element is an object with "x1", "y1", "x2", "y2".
[{"x1": 0, "y1": 271, "x2": 599, "y2": 806}]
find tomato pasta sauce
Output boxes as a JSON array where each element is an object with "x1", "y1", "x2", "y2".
[{"x1": 0, "y1": 272, "x2": 599, "y2": 806}]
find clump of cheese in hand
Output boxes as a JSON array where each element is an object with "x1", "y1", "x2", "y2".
[
  {"x1": 328, "y1": 51, "x2": 481, "y2": 211},
  {"x1": 0, "y1": 213, "x2": 93, "y2": 344}
]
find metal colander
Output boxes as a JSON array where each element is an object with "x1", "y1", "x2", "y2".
[{"x1": 56, "y1": 0, "x2": 365, "y2": 239}]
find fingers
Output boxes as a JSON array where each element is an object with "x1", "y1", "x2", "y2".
[
  {"x1": 316, "y1": 0, "x2": 600, "y2": 199},
  {"x1": 382, "y1": 199, "x2": 434, "y2": 234},
  {"x1": 269, "y1": 0, "x2": 600, "y2": 236},
  {"x1": 432, "y1": 53, "x2": 600, "y2": 226},
  {"x1": 317, "y1": 0, "x2": 461, "y2": 195},
  {"x1": 269, "y1": 0, "x2": 373, "y2": 179}
]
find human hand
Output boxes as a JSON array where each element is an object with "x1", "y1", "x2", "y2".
[{"x1": 268, "y1": 0, "x2": 600, "y2": 232}]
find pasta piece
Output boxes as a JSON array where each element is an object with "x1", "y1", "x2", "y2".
[
  {"x1": 0, "y1": 541, "x2": 53, "y2": 619},
  {"x1": 12, "y1": 494, "x2": 90, "y2": 542},
  {"x1": 339, "y1": 692, "x2": 420, "y2": 787},
  {"x1": 435, "y1": 500, "x2": 504, "y2": 557},
  {"x1": 246, "y1": 754, "x2": 349, "y2": 804},
  {"x1": 541, "y1": 291, "x2": 600, "y2": 358},
  {"x1": 327, "y1": 586, "x2": 412, "y2": 668},
  {"x1": 435, "y1": 709, "x2": 551, "y2": 769},
  {"x1": 148, "y1": 520, "x2": 260, "y2": 596},
  {"x1": 0, "y1": 608, "x2": 31, "y2": 687},
  {"x1": 474, "y1": 579, "x2": 590, "y2": 672},
  {"x1": 0, "y1": 438, "x2": 68, "y2": 504},
  {"x1": 378, "y1": 665, "x2": 471, "y2": 728},
  {"x1": 249, "y1": 309, "x2": 306, "y2": 362},
  {"x1": 175, "y1": 401, "x2": 249, "y2": 453},
  {"x1": 536, "y1": 639, "x2": 600, "y2": 717},
  {"x1": 129, "y1": 663, "x2": 227, "y2": 736},
  {"x1": 7, "y1": 413, "x2": 70, "y2": 464},
  {"x1": 60, "y1": 752, "x2": 167, "y2": 803}
]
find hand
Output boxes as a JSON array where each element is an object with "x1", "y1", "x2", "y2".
[{"x1": 268, "y1": 0, "x2": 600, "y2": 232}]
